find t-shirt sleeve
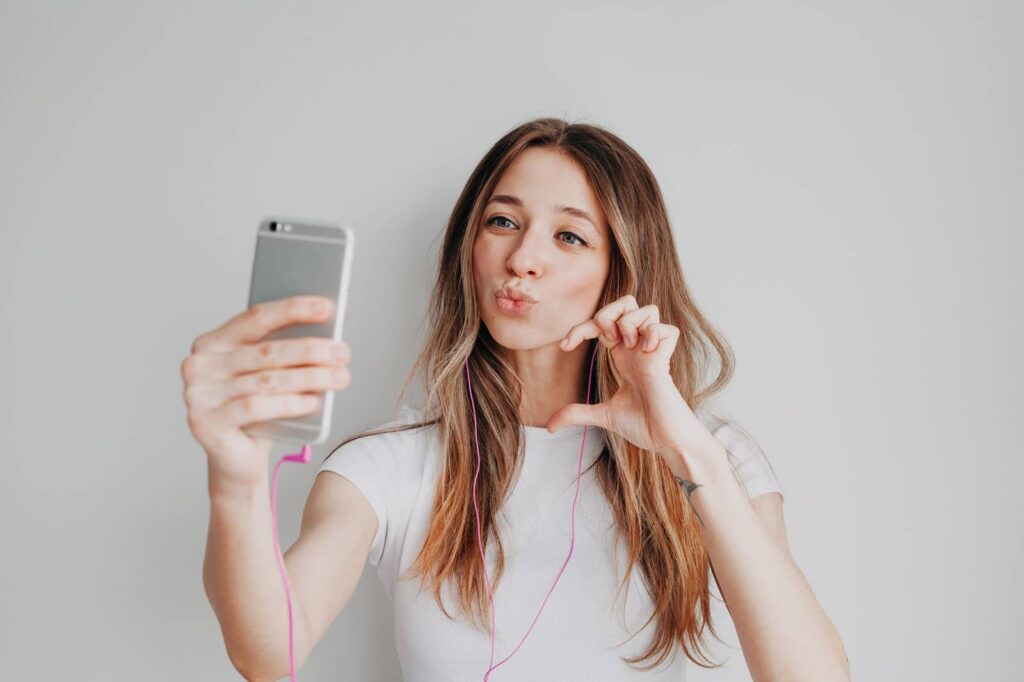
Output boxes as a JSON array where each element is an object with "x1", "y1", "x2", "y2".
[
  {"x1": 701, "y1": 412, "x2": 785, "y2": 501},
  {"x1": 317, "y1": 429, "x2": 397, "y2": 566}
]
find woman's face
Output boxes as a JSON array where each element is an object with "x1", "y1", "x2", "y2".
[{"x1": 473, "y1": 146, "x2": 611, "y2": 351}]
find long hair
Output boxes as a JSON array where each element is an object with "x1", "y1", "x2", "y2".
[{"x1": 326, "y1": 116, "x2": 758, "y2": 671}]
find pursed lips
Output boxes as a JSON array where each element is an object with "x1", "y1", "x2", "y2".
[
  {"x1": 496, "y1": 285, "x2": 538, "y2": 303},
  {"x1": 495, "y1": 290, "x2": 537, "y2": 314}
]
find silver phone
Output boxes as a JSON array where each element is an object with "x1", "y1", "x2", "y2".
[{"x1": 241, "y1": 216, "x2": 355, "y2": 445}]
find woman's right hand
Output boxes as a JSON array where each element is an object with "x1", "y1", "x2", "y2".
[{"x1": 180, "y1": 294, "x2": 352, "y2": 491}]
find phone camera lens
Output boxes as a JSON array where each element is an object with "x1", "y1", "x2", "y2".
[{"x1": 269, "y1": 222, "x2": 278, "y2": 232}]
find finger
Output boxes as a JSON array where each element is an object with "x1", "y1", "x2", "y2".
[
  {"x1": 220, "y1": 365, "x2": 351, "y2": 404},
  {"x1": 632, "y1": 306, "x2": 660, "y2": 351},
  {"x1": 189, "y1": 336, "x2": 349, "y2": 384},
  {"x1": 639, "y1": 319, "x2": 660, "y2": 351},
  {"x1": 563, "y1": 295, "x2": 639, "y2": 349},
  {"x1": 617, "y1": 305, "x2": 658, "y2": 349},
  {"x1": 183, "y1": 362, "x2": 352, "y2": 413},
  {"x1": 650, "y1": 323, "x2": 679, "y2": 351},
  {"x1": 593, "y1": 316, "x2": 622, "y2": 346},
  {"x1": 220, "y1": 336, "x2": 349, "y2": 380},
  {"x1": 594, "y1": 295, "x2": 639, "y2": 345},
  {"x1": 193, "y1": 295, "x2": 335, "y2": 353},
  {"x1": 615, "y1": 315, "x2": 639, "y2": 348},
  {"x1": 214, "y1": 391, "x2": 324, "y2": 429},
  {"x1": 561, "y1": 319, "x2": 613, "y2": 349}
]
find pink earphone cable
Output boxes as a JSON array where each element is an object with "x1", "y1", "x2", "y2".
[
  {"x1": 466, "y1": 340, "x2": 599, "y2": 681},
  {"x1": 270, "y1": 443, "x2": 313, "y2": 682}
]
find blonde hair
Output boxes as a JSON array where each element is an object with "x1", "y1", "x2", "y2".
[{"x1": 328, "y1": 116, "x2": 752, "y2": 671}]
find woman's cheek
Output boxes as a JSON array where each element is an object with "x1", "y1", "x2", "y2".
[{"x1": 565, "y1": 272, "x2": 599, "y2": 302}]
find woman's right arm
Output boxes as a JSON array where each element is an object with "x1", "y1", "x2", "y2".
[
  {"x1": 203, "y1": 467, "x2": 378, "y2": 681},
  {"x1": 181, "y1": 295, "x2": 373, "y2": 680}
]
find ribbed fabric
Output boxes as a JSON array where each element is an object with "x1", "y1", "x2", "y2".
[{"x1": 319, "y1": 404, "x2": 783, "y2": 681}]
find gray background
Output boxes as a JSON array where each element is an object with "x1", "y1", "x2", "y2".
[{"x1": 1, "y1": 1, "x2": 1020, "y2": 680}]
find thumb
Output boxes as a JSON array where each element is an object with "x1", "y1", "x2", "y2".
[{"x1": 547, "y1": 402, "x2": 606, "y2": 434}]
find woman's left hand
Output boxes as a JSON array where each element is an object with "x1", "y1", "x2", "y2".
[{"x1": 547, "y1": 295, "x2": 706, "y2": 465}]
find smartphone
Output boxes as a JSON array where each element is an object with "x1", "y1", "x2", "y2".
[{"x1": 241, "y1": 216, "x2": 355, "y2": 445}]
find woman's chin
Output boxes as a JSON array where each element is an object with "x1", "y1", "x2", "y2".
[{"x1": 487, "y1": 328, "x2": 554, "y2": 351}]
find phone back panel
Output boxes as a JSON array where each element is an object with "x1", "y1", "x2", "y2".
[{"x1": 242, "y1": 216, "x2": 354, "y2": 445}]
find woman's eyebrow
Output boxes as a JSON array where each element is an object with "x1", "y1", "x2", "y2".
[{"x1": 486, "y1": 194, "x2": 600, "y2": 232}]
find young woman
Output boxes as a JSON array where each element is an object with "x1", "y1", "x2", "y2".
[{"x1": 189, "y1": 117, "x2": 850, "y2": 681}]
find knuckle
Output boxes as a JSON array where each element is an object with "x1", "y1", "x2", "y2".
[
  {"x1": 256, "y1": 370, "x2": 274, "y2": 389},
  {"x1": 190, "y1": 334, "x2": 208, "y2": 355},
  {"x1": 244, "y1": 304, "x2": 271, "y2": 333},
  {"x1": 180, "y1": 355, "x2": 199, "y2": 382},
  {"x1": 241, "y1": 303, "x2": 261, "y2": 324},
  {"x1": 256, "y1": 341, "x2": 273, "y2": 362},
  {"x1": 305, "y1": 339, "x2": 320, "y2": 358}
]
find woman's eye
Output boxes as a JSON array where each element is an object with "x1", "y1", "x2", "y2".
[
  {"x1": 560, "y1": 232, "x2": 587, "y2": 247},
  {"x1": 485, "y1": 216, "x2": 588, "y2": 248},
  {"x1": 487, "y1": 216, "x2": 515, "y2": 229}
]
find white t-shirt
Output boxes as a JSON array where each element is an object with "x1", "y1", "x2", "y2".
[{"x1": 318, "y1": 404, "x2": 783, "y2": 681}]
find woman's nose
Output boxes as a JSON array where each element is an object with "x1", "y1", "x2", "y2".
[{"x1": 505, "y1": 229, "x2": 547, "y2": 276}]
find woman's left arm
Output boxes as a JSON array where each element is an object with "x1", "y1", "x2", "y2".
[{"x1": 659, "y1": 388, "x2": 851, "y2": 682}]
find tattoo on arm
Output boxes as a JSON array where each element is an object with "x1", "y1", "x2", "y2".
[{"x1": 674, "y1": 475, "x2": 705, "y2": 527}]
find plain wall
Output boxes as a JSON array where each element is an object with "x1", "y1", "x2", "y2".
[{"x1": 1, "y1": 1, "x2": 1020, "y2": 680}]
